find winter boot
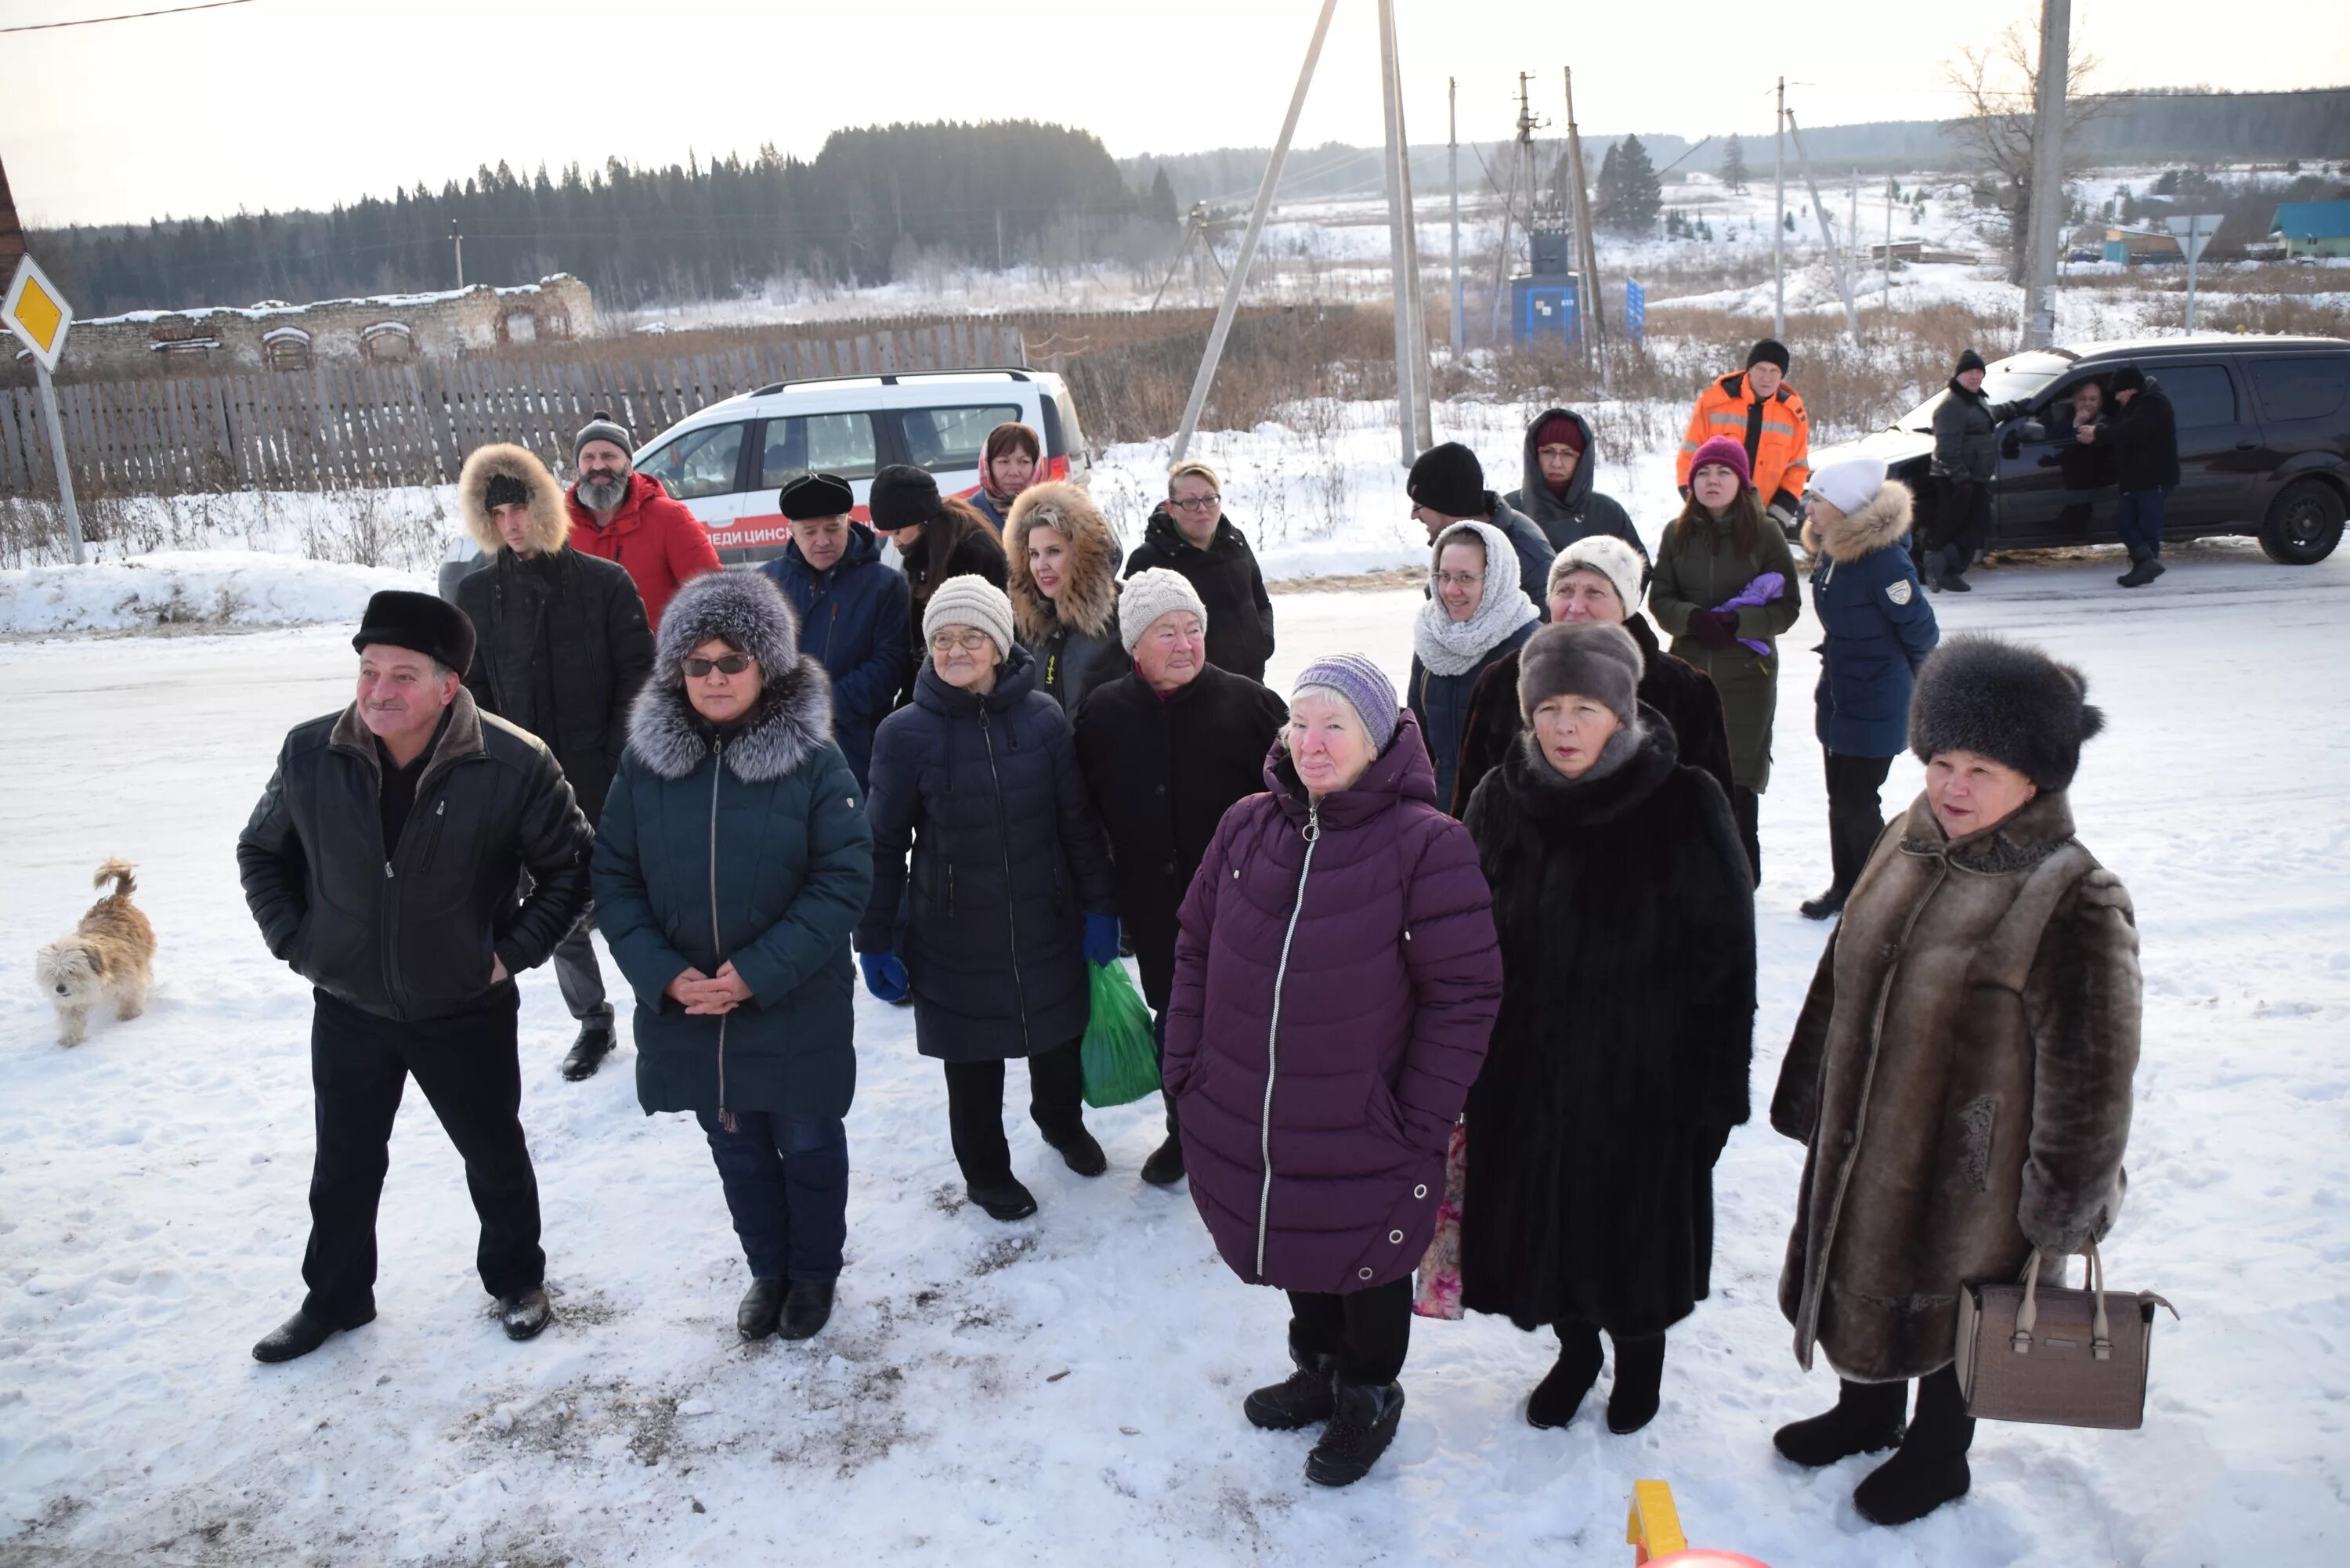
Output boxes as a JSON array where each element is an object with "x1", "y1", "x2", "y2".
[
  {"x1": 1936, "y1": 547, "x2": 1972, "y2": 593},
  {"x1": 778, "y1": 1280, "x2": 834, "y2": 1341},
  {"x1": 1139, "y1": 1135, "x2": 1186, "y2": 1187},
  {"x1": 737, "y1": 1277, "x2": 785, "y2": 1340},
  {"x1": 965, "y1": 1176, "x2": 1038, "y2": 1222},
  {"x1": 1306, "y1": 1381, "x2": 1406, "y2": 1487},
  {"x1": 251, "y1": 1306, "x2": 371, "y2": 1364},
  {"x1": 1605, "y1": 1332, "x2": 1667, "y2": 1435},
  {"x1": 1044, "y1": 1125, "x2": 1108, "y2": 1178},
  {"x1": 1920, "y1": 546, "x2": 1944, "y2": 591},
  {"x1": 1527, "y1": 1324, "x2": 1606, "y2": 1430},
  {"x1": 1774, "y1": 1377, "x2": 1908, "y2": 1467},
  {"x1": 561, "y1": 1021, "x2": 615, "y2": 1081},
  {"x1": 1799, "y1": 886, "x2": 1849, "y2": 922},
  {"x1": 1244, "y1": 1346, "x2": 1338, "y2": 1431},
  {"x1": 498, "y1": 1288, "x2": 552, "y2": 1342},
  {"x1": 2116, "y1": 549, "x2": 2164, "y2": 588},
  {"x1": 1853, "y1": 1368, "x2": 1974, "y2": 1526}
]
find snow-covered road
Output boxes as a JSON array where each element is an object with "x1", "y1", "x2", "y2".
[{"x1": 3, "y1": 547, "x2": 2347, "y2": 1566}]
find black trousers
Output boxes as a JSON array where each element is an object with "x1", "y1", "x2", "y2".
[
  {"x1": 1288, "y1": 1276, "x2": 1414, "y2": 1387},
  {"x1": 1732, "y1": 786, "x2": 1762, "y2": 887},
  {"x1": 942, "y1": 1039, "x2": 1086, "y2": 1186},
  {"x1": 1934, "y1": 477, "x2": 1991, "y2": 565},
  {"x1": 1824, "y1": 750, "x2": 1896, "y2": 896},
  {"x1": 301, "y1": 986, "x2": 544, "y2": 1326},
  {"x1": 1151, "y1": 1008, "x2": 1180, "y2": 1140}
]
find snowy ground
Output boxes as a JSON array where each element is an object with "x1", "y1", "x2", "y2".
[{"x1": 4, "y1": 540, "x2": 2348, "y2": 1566}]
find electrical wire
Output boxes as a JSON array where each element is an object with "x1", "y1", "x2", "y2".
[{"x1": 0, "y1": 0, "x2": 252, "y2": 34}]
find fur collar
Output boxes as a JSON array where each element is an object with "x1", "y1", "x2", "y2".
[
  {"x1": 1802, "y1": 481, "x2": 1914, "y2": 562},
  {"x1": 627, "y1": 652, "x2": 835, "y2": 783},
  {"x1": 328, "y1": 688, "x2": 486, "y2": 777},
  {"x1": 458, "y1": 443, "x2": 572, "y2": 557},
  {"x1": 1006, "y1": 480, "x2": 1120, "y2": 643},
  {"x1": 1499, "y1": 703, "x2": 1679, "y2": 826},
  {"x1": 1898, "y1": 788, "x2": 2078, "y2": 873}
]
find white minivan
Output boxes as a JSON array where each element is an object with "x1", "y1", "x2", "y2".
[{"x1": 440, "y1": 367, "x2": 1095, "y2": 594}]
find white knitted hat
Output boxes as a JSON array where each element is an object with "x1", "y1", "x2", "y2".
[
  {"x1": 1810, "y1": 453, "x2": 1889, "y2": 515},
  {"x1": 923, "y1": 574, "x2": 1017, "y2": 660},
  {"x1": 1118, "y1": 567, "x2": 1209, "y2": 652},
  {"x1": 1546, "y1": 534, "x2": 1646, "y2": 616}
]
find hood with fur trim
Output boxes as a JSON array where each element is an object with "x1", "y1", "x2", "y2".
[
  {"x1": 458, "y1": 443, "x2": 571, "y2": 556},
  {"x1": 1800, "y1": 480, "x2": 1914, "y2": 563},
  {"x1": 1005, "y1": 480, "x2": 1120, "y2": 644},
  {"x1": 626, "y1": 570, "x2": 834, "y2": 784}
]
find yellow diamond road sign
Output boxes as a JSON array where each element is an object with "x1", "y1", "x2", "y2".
[{"x1": 4, "y1": 255, "x2": 73, "y2": 374}]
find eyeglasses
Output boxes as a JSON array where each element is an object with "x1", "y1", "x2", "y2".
[
  {"x1": 929, "y1": 630, "x2": 995, "y2": 653},
  {"x1": 1169, "y1": 494, "x2": 1221, "y2": 512},
  {"x1": 683, "y1": 653, "x2": 754, "y2": 677},
  {"x1": 1432, "y1": 571, "x2": 1484, "y2": 591}
]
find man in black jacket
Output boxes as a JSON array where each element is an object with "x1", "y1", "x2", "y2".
[
  {"x1": 454, "y1": 443, "x2": 653, "y2": 1079},
  {"x1": 1121, "y1": 460, "x2": 1277, "y2": 681},
  {"x1": 1406, "y1": 442, "x2": 1556, "y2": 621},
  {"x1": 237, "y1": 591, "x2": 595, "y2": 1364},
  {"x1": 1925, "y1": 349, "x2": 2032, "y2": 593},
  {"x1": 2079, "y1": 364, "x2": 2179, "y2": 587},
  {"x1": 1073, "y1": 569, "x2": 1289, "y2": 1185}
]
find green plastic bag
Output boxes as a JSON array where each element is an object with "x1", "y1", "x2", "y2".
[{"x1": 1080, "y1": 959, "x2": 1160, "y2": 1108}]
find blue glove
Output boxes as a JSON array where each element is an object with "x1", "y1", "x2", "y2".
[
  {"x1": 1083, "y1": 912, "x2": 1122, "y2": 967},
  {"x1": 859, "y1": 952, "x2": 909, "y2": 1003}
]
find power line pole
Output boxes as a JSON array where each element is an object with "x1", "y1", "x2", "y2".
[
  {"x1": 2023, "y1": 0, "x2": 2071, "y2": 349},
  {"x1": 1376, "y1": 0, "x2": 1417, "y2": 461},
  {"x1": 451, "y1": 221, "x2": 464, "y2": 288},
  {"x1": 1487, "y1": 72, "x2": 1541, "y2": 341},
  {"x1": 1883, "y1": 175, "x2": 1894, "y2": 318},
  {"x1": 1385, "y1": 1, "x2": 1433, "y2": 452},
  {"x1": 1564, "y1": 66, "x2": 1603, "y2": 359},
  {"x1": 1448, "y1": 76, "x2": 1463, "y2": 359},
  {"x1": 1848, "y1": 167, "x2": 1859, "y2": 280},
  {"x1": 1171, "y1": 0, "x2": 1338, "y2": 463},
  {"x1": 1786, "y1": 110, "x2": 1864, "y2": 346},
  {"x1": 1773, "y1": 76, "x2": 1785, "y2": 339}
]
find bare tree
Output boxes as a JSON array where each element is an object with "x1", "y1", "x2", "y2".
[{"x1": 1943, "y1": 22, "x2": 2107, "y2": 283}]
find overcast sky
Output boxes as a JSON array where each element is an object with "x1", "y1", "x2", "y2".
[{"x1": 3, "y1": 0, "x2": 2345, "y2": 228}]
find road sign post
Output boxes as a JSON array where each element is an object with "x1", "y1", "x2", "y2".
[
  {"x1": 2163, "y1": 214, "x2": 2224, "y2": 332},
  {"x1": 3, "y1": 255, "x2": 84, "y2": 564}
]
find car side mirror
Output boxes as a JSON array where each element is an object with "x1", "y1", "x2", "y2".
[{"x1": 2015, "y1": 419, "x2": 2048, "y2": 443}]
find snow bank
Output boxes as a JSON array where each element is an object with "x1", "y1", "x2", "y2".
[{"x1": 0, "y1": 551, "x2": 427, "y2": 637}]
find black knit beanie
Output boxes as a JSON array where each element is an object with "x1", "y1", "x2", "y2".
[
  {"x1": 1746, "y1": 338, "x2": 1791, "y2": 373},
  {"x1": 868, "y1": 464, "x2": 944, "y2": 532},
  {"x1": 1955, "y1": 348, "x2": 1987, "y2": 376},
  {"x1": 1406, "y1": 442, "x2": 1486, "y2": 519},
  {"x1": 482, "y1": 472, "x2": 530, "y2": 511}
]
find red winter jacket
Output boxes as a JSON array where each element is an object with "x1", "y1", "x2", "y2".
[
  {"x1": 566, "y1": 473, "x2": 720, "y2": 630},
  {"x1": 1166, "y1": 710, "x2": 1502, "y2": 1295}
]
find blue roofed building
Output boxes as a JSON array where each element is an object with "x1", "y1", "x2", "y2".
[{"x1": 2270, "y1": 200, "x2": 2350, "y2": 259}]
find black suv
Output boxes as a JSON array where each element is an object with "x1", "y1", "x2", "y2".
[{"x1": 1807, "y1": 334, "x2": 2350, "y2": 565}]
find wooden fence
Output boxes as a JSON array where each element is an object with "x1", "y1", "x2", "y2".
[{"x1": 0, "y1": 323, "x2": 1025, "y2": 498}]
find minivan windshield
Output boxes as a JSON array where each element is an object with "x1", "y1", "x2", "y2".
[{"x1": 1895, "y1": 351, "x2": 2073, "y2": 432}]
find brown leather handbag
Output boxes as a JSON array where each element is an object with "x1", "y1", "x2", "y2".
[{"x1": 1954, "y1": 1241, "x2": 2178, "y2": 1429}]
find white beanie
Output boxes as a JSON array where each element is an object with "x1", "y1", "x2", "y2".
[
  {"x1": 922, "y1": 574, "x2": 1017, "y2": 660},
  {"x1": 1810, "y1": 453, "x2": 1889, "y2": 515},
  {"x1": 1546, "y1": 534, "x2": 1646, "y2": 616},
  {"x1": 1118, "y1": 567, "x2": 1209, "y2": 652}
]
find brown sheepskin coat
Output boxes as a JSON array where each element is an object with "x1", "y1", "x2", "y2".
[
  {"x1": 1005, "y1": 480, "x2": 1126, "y2": 713},
  {"x1": 1771, "y1": 788, "x2": 2141, "y2": 1382}
]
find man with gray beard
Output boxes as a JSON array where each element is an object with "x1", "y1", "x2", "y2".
[{"x1": 563, "y1": 411, "x2": 720, "y2": 631}]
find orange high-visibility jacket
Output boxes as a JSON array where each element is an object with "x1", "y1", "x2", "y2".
[{"x1": 1676, "y1": 372, "x2": 1812, "y2": 513}]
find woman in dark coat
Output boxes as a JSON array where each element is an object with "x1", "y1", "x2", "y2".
[
  {"x1": 856, "y1": 575, "x2": 1120, "y2": 1222},
  {"x1": 1648, "y1": 435, "x2": 1803, "y2": 883},
  {"x1": 1450, "y1": 534, "x2": 1732, "y2": 814},
  {"x1": 1410, "y1": 518, "x2": 1541, "y2": 814},
  {"x1": 1007, "y1": 479, "x2": 1128, "y2": 715},
  {"x1": 1166, "y1": 655, "x2": 1502, "y2": 1489},
  {"x1": 1798, "y1": 456, "x2": 1939, "y2": 921},
  {"x1": 1120, "y1": 459, "x2": 1277, "y2": 681},
  {"x1": 869, "y1": 463, "x2": 1010, "y2": 627},
  {"x1": 1501, "y1": 406, "x2": 1647, "y2": 561},
  {"x1": 592, "y1": 571, "x2": 875, "y2": 1343},
  {"x1": 1770, "y1": 635, "x2": 2138, "y2": 1526},
  {"x1": 1459, "y1": 621, "x2": 1755, "y2": 1436}
]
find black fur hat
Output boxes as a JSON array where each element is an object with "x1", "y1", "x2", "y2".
[
  {"x1": 652, "y1": 569, "x2": 801, "y2": 685},
  {"x1": 352, "y1": 589, "x2": 475, "y2": 676},
  {"x1": 1910, "y1": 634, "x2": 2106, "y2": 791}
]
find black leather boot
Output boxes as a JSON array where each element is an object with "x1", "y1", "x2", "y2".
[
  {"x1": 1528, "y1": 1324, "x2": 1606, "y2": 1429},
  {"x1": 1044, "y1": 1125, "x2": 1108, "y2": 1177},
  {"x1": 1854, "y1": 1367, "x2": 1974, "y2": 1526},
  {"x1": 561, "y1": 1021, "x2": 615, "y2": 1081},
  {"x1": 1305, "y1": 1381, "x2": 1406, "y2": 1487},
  {"x1": 779, "y1": 1280, "x2": 835, "y2": 1341},
  {"x1": 737, "y1": 1277, "x2": 784, "y2": 1340},
  {"x1": 1799, "y1": 886, "x2": 1849, "y2": 921},
  {"x1": 1937, "y1": 547, "x2": 1972, "y2": 592},
  {"x1": 1606, "y1": 1332, "x2": 1666, "y2": 1434},
  {"x1": 1775, "y1": 1377, "x2": 1908, "y2": 1466},
  {"x1": 252, "y1": 1306, "x2": 371, "y2": 1364},
  {"x1": 1244, "y1": 1346, "x2": 1337, "y2": 1431},
  {"x1": 498, "y1": 1288, "x2": 552, "y2": 1342},
  {"x1": 966, "y1": 1177, "x2": 1038, "y2": 1222}
]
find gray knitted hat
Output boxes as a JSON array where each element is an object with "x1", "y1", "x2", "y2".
[
  {"x1": 1292, "y1": 653, "x2": 1398, "y2": 753},
  {"x1": 573, "y1": 410, "x2": 632, "y2": 463},
  {"x1": 923, "y1": 574, "x2": 1017, "y2": 661},
  {"x1": 1119, "y1": 567, "x2": 1209, "y2": 652},
  {"x1": 1518, "y1": 620, "x2": 1642, "y2": 725}
]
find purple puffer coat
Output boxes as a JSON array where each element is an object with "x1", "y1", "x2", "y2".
[{"x1": 1165, "y1": 710, "x2": 1502, "y2": 1295}]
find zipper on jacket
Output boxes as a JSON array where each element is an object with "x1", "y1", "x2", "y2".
[
  {"x1": 977, "y1": 709, "x2": 1034, "y2": 1056},
  {"x1": 946, "y1": 862, "x2": 956, "y2": 917},
  {"x1": 709, "y1": 735, "x2": 728, "y2": 1111},
  {"x1": 1255, "y1": 800, "x2": 1321, "y2": 1281}
]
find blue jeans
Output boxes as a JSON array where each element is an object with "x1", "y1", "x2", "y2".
[
  {"x1": 2115, "y1": 486, "x2": 2172, "y2": 558},
  {"x1": 696, "y1": 1111, "x2": 848, "y2": 1283}
]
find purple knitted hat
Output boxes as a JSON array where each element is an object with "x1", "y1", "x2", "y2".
[
  {"x1": 1687, "y1": 434, "x2": 1752, "y2": 488},
  {"x1": 1293, "y1": 653, "x2": 1399, "y2": 753}
]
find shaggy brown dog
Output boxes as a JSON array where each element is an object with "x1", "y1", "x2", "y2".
[{"x1": 36, "y1": 858, "x2": 156, "y2": 1047}]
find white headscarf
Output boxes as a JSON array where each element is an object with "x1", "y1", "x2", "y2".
[{"x1": 1414, "y1": 518, "x2": 1540, "y2": 676}]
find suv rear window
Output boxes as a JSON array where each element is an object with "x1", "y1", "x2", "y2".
[
  {"x1": 638, "y1": 421, "x2": 746, "y2": 500},
  {"x1": 757, "y1": 413, "x2": 879, "y2": 488},
  {"x1": 2250, "y1": 356, "x2": 2349, "y2": 423},
  {"x1": 899, "y1": 404, "x2": 1023, "y2": 474}
]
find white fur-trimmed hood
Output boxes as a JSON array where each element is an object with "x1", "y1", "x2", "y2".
[{"x1": 458, "y1": 443, "x2": 572, "y2": 555}]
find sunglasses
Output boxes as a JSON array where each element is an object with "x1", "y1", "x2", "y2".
[{"x1": 683, "y1": 653, "x2": 754, "y2": 677}]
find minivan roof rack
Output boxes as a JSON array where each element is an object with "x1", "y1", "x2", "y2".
[{"x1": 747, "y1": 366, "x2": 1035, "y2": 398}]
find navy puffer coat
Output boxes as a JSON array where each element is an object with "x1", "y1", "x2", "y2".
[
  {"x1": 1802, "y1": 481, "x2": 1940, "y2": 758},
  {"x1": 859, "y1": 644, "x2": 1116, "y2": 1061},
  {"x1": 759, "y1": 522, "x2": 911, "y2": 789}
]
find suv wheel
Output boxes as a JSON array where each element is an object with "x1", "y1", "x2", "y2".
[{"x1": 2258, "y1": 479, "x2": 2346, "y2": 565}]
